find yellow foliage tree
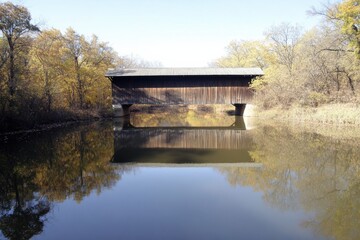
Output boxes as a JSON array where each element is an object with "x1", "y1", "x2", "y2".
[
  {"x1": 212, "y1": 40, "x2": 268, "y2": 69},
  {"x1": 337, "y1": 0, "x2": 360, "y2": 57}
]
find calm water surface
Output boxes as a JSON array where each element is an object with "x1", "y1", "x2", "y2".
[{"x1": 0, "y1": 107, "x2": 359, "y2": 240}]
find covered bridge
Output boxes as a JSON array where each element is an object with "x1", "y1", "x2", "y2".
[{"x1": 106, "y1": 67, "x2": 263, "y2": 116}]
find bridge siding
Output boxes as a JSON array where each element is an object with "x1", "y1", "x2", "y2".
[{"x1": 111, "y1": 75, "x2": 254, "y2": 105}]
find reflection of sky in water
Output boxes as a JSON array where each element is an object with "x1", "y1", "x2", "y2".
[{"x1": 36, "y1": 168, "x2": 326, "y2": 240}]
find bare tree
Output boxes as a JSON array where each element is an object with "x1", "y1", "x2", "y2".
[{"x1": 265, "y1": 23, "x2": 302, "y2": 74}]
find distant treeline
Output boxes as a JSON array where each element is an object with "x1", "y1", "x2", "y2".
[
  {"x1": 0, "y1": 2, "x2": 159, "y2": 131},
  {"x1": 212, "y1": 0, "x2": 360, "y2": 108}
]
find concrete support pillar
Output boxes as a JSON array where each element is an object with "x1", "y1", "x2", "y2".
[
  {"x1": 234, "y1": 116, "x2": 246, "y2": 130},
  {"x1": 233, "y1": 104, "x2": 246, "y2": 116},
  {"x1": 113, "y1": 104, "x2": 132, "y2": 117}
]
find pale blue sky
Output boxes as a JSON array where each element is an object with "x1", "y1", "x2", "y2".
[{"x1": 12, "y1": 0, "x2": 333, "y2": 66}]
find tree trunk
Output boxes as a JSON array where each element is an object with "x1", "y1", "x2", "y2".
[
  {"x1": 44, "y1": 70, "x2": 52, "y2": 112},
  {"x1": 347, "y1": 74, "x2": 355, "y2": 95},
  {"x1": 74, "y1": 57, "x2": 84, "y2": 109},
  {"x1": 8, "y1": 37, "x2": 16, "y2": 96}
]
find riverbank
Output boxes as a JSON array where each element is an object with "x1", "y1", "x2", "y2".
[
  {"x1": 253, "y1": 103, "x2": 360, "y2": 139},
  {"x1": 2, "y1": 103, "x2": 360, "y2": 136},
  {"x1": 254, "y1": 103, "x2": 360, "y2": 125},
  {"x1": 0, "y1": 108, "x2": 112, "y2": 134}
]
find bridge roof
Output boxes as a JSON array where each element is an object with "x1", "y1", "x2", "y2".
[{"x1": 106, "y1": 67, "x2": 263, "y2": 77}]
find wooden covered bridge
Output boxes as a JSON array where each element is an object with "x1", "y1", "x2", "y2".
[{"x1": 106, "y1": 68, "x2": 263, "y2": 116}]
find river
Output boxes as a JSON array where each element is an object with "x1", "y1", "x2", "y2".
[{"x1": 0, "y1": 106, "x2": 359, "y2": 240}]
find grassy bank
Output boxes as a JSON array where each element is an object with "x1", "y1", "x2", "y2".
[
  {"x1": 253, "y1": 103, "x2": 360, "y2": 139},
  {"x1": 254, "y1": 103, "x2": 360, "y2": 125}
]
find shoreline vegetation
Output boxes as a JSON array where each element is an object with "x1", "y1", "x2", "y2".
[
  {"x1": 252, "y1": 104, "x2": 360, "y2": 140},
  {"x1": 0, "y1": 109, "x2": 110, "y2": 136},
  {"x1": 2, "y1": 103, "x2": 360, "y2": 138},
  {"x1": 253, "y1": 103, "x2": 360, "y2": 125}
]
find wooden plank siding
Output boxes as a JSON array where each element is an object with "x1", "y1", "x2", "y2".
[{"x1": 111, "y1": 75, "x2": 255, "y2": 105}]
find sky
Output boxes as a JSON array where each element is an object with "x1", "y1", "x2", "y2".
[{"x1": 10, "y1": 0, "x2": 331, "y2": 67}]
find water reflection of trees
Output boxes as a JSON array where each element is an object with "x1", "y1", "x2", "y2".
[
  {"x1": 217, "y1": 125, "x2": 360, "y2": 240},
  {"x1": 0, "y1": 122, "x2": 125, "y2": 239}
]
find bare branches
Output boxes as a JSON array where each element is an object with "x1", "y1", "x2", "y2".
[
  {"x1": 316, "y1": 48, "x2": 354, "y2": 54},
  {"x1": 307, "y1": 2, "x2": 340, "y2": 21},
  {"x1": 265, "y1": 23, "x2": 302, "y2": 74}
]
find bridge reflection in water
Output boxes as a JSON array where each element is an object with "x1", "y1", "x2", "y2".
[{"x1": 111, "y1": 116, "x2": 261, "y2": 168}]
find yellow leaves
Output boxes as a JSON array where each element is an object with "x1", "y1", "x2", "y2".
[
  {"x1": 249, "y1": 76, "x2": 267, "y2": 91},
  {"x1": 337, "y1": 0, "x2": 360, "y2": 29},
  {"x1": 336, "y1": 0, "x2": 360, "y2": 56},
  {"x1": 213, "y1": 40, "x2": 268, "y2": 69},
  {"x1": 26, "y1": 27, "x2": 116, "y2": 111}
]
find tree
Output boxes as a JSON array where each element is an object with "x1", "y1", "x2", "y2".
[
  {"x1": 0, "y1": 2, "x2": 39, "y2": 97},
  {"x1": 337, "y1": 0, "x2": 360, "y2": 57},
  {"x1": 0, "y1": 37, "x2": 8, "y2": 116},
  {"x1": 250, "y1": 17, "x2": 360, "y2": 108},
  {"x1": 62, "y1": 28, "x2": 115, "y2": 109},
  {"x1": 309, "y1": 0, "x2": 360, "y2": 57},
  {"x1": 0, "y1": 36, "x2": 8, "y2": 70},
  {"x1": 119, "y1": 55, "x2": 163, "y2": 68},
  {"x1": 211, "y1": 40, "x2": 268, "y2": 69},
  {"x1": 264, "y1": 23, "x2": 302, "y2": 74},
  {"x1": 250, "y1": 23, "x2": 306, "y2": 108},
  {"x1": 62, "y1": 28, "x2": 87, "y2": 108},
  {"x1": 30, "y1": 29, "x2": 65, "y2": 112},
  {"x1": 307, "y1": 0, "x2": 360, "y2": 99}
]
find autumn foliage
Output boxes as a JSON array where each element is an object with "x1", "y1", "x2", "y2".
[
  {"x1": 0, "y1": 2, "x2": 124, "y2": 131},
  {"x1": 213, "y1": 0, "x2": 360, "y2": 109}
]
